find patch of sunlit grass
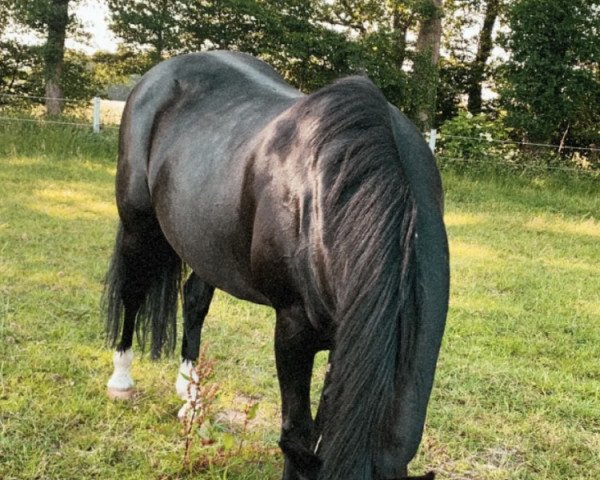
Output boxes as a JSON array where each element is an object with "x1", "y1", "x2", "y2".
[
  {"x1": 525, "y1": 215, "x2": 600, "y2": 237},
  {"x1": 29, "y1": 186, "x2": 116, "y2": 220},
  {"x1": 444, "y1": 211, "x2": 488, "y2": 227},
  {"x1": 541, "y1": 256, "x2": 598, "y2": 273},
  {"x1": 449, "y1": 240, "x2": 500, "y2": 261}
]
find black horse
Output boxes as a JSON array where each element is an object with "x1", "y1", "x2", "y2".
[{"x1": 103, "y1": 51, "x2": 449, "y2": 480}]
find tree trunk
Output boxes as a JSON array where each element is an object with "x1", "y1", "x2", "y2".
[
  {"x1": 44, "y1": 0, "x2": 69, "y2": 116},
  {"x1": 410, "y1": 0, "x2": 443, "y2": 131},
  {"x1": 467, "y1": 0, "x2": 500, "y2": 115},
  {"x1": 392, "y1": 8, "x2": 415, "y2": 70},
  {"x1": 415, "y1": 0, "x2": 443, "y2": 66}
]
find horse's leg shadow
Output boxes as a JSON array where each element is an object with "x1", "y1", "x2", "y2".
[{"x1": 275, "y1": 306, "x2": 322, "y2": 480}]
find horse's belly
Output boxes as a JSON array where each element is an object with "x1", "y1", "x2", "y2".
[
  {"x1": 154, "y1": 180, "x2": 270, "y2": 307},
  {"x1": 184, "y1": 246, "x2": 271, "y2": 306}
]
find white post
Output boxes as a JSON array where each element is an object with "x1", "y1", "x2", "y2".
[
  {"x1": 428, "y1": 128, "x2": 437, "y2": 153},
  {"x1": 92, "y1": 97, "x2": 101, "y2": 133}
]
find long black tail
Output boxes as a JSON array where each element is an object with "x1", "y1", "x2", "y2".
[
  {"x1": 102, "y1": 221, "x2": 184, "y2": 359},
  {"x1": 311, "y1": 78, "x2": 449, "y2": 479}
]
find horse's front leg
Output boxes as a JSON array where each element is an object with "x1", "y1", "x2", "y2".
[
  {"x1": 175, "y1": 273, "x2": 214, "y2": 420},
  {"x1": 275, "y1": 307, "x2": 322, "y2": 480}
]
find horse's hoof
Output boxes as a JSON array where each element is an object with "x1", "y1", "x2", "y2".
[
  {"x1": 178, "y1": 401, "x2": 193, "y2": 422},
  {"x1": 107, "y1": 387, "x2": 135, "y2": 400}
]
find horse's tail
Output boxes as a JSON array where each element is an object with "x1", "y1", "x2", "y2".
[
  {"x1": 102, "y1": 69, "x2": 187, "y2": 360},
  {"x1": 102, "y1": 219, "x2": 184, "y2": 360},
  {"x1": 314, "y1": 78, "x2": 449, "y2": 479}
]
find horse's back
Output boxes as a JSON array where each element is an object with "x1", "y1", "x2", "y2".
[{"x1": 120, "y1": 51, "x2": 301, "y2": 187}]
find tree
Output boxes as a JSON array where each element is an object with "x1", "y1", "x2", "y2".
[
  {"x1": 409, "y1": 0, "x2": 444, "y2": 130},
  {"x1": 0, "y1": 11, "x2": 9, "y2": 36},
  {"x1": 319, "y1": 1, "x2": 421, "y2": 107},
  {"x1": 390, "y1": 1, "x2": 420, "y2": 70},
  {"x1": 43, "y1": 0, "x2": 70, "y2": 114},
  {"x1": 322, "y1": 1, "x2": 422, "y2": 70},
  {"x1": 25, "y1": 49, "x2": 103, "y2": 101},
  {"x1": 8, "y1": 0, "x2": 78, "y2": 115},
  {"x1": 500, "y1": 0, "x2": 600, "y2": 146},
  {"x1": 107, "y1": 0, "x2": 185, "y2": 64},
  {"x1": 107, "y1": 0, "x2": 360, "y2": 92},
  {"x1": 466, "y1": 0, "x2": 501, "y2": 114},
  {"x1": 241, "y1": 1, "x2": 360, "y2": 91},
  {"x1": 91, "y1": 47, "x2": 155, "y2": 99},
  {"x1": 436, "y1": 56, "x2": 471, "y2": 122}
]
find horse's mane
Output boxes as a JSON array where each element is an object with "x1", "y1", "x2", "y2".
[{"x1": 300, "y1": 77, "x2": 421, "y2": 478}]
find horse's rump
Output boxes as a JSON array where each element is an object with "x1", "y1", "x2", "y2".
[{"x1": 116, "y1": 51, "x2": 302, "y2": 304}]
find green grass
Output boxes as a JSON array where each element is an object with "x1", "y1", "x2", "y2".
[{"x1": 1, "y1": 122, "x2": 599, "y2": 479}]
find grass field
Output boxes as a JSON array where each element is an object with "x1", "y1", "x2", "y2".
[{"x1": 1, "y1": 122, "x2": 599, "y2": 480}]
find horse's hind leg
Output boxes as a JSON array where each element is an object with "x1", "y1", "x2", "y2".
[
  {"x1": 175, "y1": 272, "x2": 214, "y2": 419},
  {"x1": 106, "y1": 227, "x2": 154, "y2": 399},
  {"x1": 275, "y1": 307, "x2": 322, "y2": 480},
  {"x1": 105, "y1": 218, "x2": 180, "y2": 399}
]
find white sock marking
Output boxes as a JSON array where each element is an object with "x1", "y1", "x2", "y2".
[
  {"x1": 107, "y1": 349, "x2": 134, "y2": 391},
  {"x1": 175, "y1": 359, "x2": 198, "y2": 400}
]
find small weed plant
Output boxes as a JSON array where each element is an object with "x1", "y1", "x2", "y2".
[{"x1": 181, "y1": 348, "x2": 260, "y2": 474}]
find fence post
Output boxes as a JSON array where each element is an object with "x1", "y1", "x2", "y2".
[
  {"x1": 428, "y1": 128, "x2": 437, "y2": 153},
  {"x1": 92, "y1": 97, "x2": 101, "y2": 133}
]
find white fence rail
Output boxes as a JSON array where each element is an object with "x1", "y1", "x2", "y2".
[{"x1": 0, "y1": 94, "x2": 124, "y2": 131}]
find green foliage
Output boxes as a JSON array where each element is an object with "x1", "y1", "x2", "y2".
[
  {"x1": 4, "y1": 0, "x2": 83, "y2": 115},
  {"x1": 321, "y1": 1, "x2": 447, "y2": 113},
  {"x1": 62, "y1": 51, "x2": 104, "y2": 99},
  {"x1": 405, "y1": 0, "x2": 444, "y2": 130},
  {"x1": 5, "y1": 0, "x2": 599, "y2": 151},
  {"x1": 0, "y1": 41, "x2": 38, "y2": 97},
  {"x1": 0, "y1": 47, "x2": 104, "y2": 108},
  {"x1": 437, "y1": 110, "x2": 516, "y2": 168},
  {"x1": 413, "y1": 0, "x2": 442, "y2": 19},
  {"x1": 500, "y1": 0, "x2": 600, "y2": 146},
  {"x1": 436, "y1": 57, "x2": 472, "y2": 123},
  {"x1": 104, "y1": 0, "x2": 411, "y2": 98},
  {"x1": 0, "y1": 11, "x2": 8, "y2": 35},
  {"x1": 107, "y1": 0, "x2": 185, "y2": 62},
  {"x1": 8, "y1": 0, "x2": 66, "y2": 32},
  {"x1": 349, "y1": 31, "x2": 410, "y2": 107},
  {"x1": 90, "y1": 48, "x2": 154, "y2": 99},
  {"x1": 311, "y1": 1, "x2": 416, "y2": 103},
  {"x1": 437, "y1": 110, "x2": 600, "y2": 172},
  {"x1": 436, "y1": 0, "x2": 508, "y2": 122},
  {"x1": 7, "y1": 0, "x2": 75, "y2": 73}
]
